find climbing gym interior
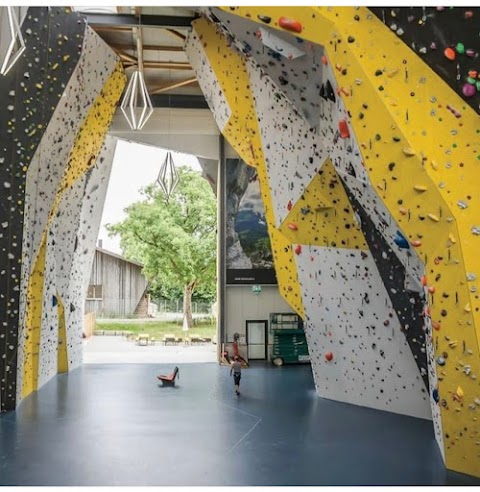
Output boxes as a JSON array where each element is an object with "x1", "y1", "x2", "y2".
[{"x1": 1, "y1": 5, "x2": 480, "y2": 486}]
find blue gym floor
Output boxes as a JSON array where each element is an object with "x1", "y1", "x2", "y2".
[{"x1": 0, "y1": 363, "x2": 478, "y2": 486}]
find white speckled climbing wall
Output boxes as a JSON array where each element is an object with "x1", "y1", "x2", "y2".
[
  {"x1": 14, "y1": 20, "x2": 125, "y2": 403},
  {"x1": 297, "y1": 246, "x2": 431, "y2": 419}
]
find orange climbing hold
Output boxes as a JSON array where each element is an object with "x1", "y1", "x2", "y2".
[
  {"x1": 278, "y1": 17, "x2": 303, "y2": 33},
  {"x1": 321, "y1": 55, "x2": 328, "y2": 65},
  {"x1": 410, "y1": 240, "x2": 422, "y2": 247},
  {"x1": 432, "y1": 321, "x2": 441, "y2": 331},
  {"x1": 287, "y1": 223, "x2": 298, "y2": 231},
  {"x1": 294, "y1": 244, "x2": 302, "y2": 255},
  {"x1": 421, "y1": 275, "x2": 428, "y2": 286},
  {"x1": 428, "y1": 285, "x2": 436, "y2": 294},
  {"x1": 338, "y1": 120, "x2": 350, "y2": 139},
  {"x1": 444, "y1": 47, "x2": 456, "y2": 60}
]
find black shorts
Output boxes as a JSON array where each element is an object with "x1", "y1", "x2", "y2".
[{"x1": 233, "y1": 373, "x2": 241, "y2": 385}]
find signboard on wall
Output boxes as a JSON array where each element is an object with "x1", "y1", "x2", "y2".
[{"x1": 226, "y1": 158, "x2": 277, "y2": 285}]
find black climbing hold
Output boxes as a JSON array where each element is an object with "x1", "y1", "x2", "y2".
[{"x1": 258, "y1": 15, "x2": 271, "y2": 24}]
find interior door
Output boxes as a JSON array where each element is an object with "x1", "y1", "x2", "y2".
[{"x1": 246, "y1": 320, "x2": 268, "y2": 360}]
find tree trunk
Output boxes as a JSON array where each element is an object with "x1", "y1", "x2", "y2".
[{"x1": 183, "y1": 284, "x2": 194, "y2": 329}]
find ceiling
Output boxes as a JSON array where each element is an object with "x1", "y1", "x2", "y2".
[
  {"x1": 75, "y1": 6, "x2": 238, "y2": 160},
  {"x1": 80, "y1": 6, "x2": 203, "y2": 99}
]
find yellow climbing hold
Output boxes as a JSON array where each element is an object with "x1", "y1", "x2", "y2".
[
  {"x1": 428, "y1": 213, "x2": 440, "y2": 222},
  {"x1": 399, "y1": 207, "x2": 407, "y2": 215},
  {"x1": 431, "y1": 160, "x2": 438, "y2": 170},
  {"x1": 414, "y1": 185, "x2": 427, "y2": 192},
  {"x1": 403, "y1": 147, "x2": 416, "y2": 156},
  {"x1": 386, "y1": 68, "x2": 399, "y2": 78},
  {"x1": 449, "y1": 233, "x2": 457, "y2": 244},
  {"x1": 456, "y1": 386, "x2": 464, "y2": 399},
  {"x1": 465, "y1": 303, "x2": 471, "y2": 313}
]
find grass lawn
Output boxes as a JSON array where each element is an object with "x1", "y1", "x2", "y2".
[{"x1": 95, "y1": 320, "x2": 217, "y2": 340}]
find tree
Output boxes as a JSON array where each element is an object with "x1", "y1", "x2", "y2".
[{"x1": 108, "y1": 166, "x2": 217, "y2": 328}]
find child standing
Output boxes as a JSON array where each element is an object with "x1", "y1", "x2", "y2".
[{"x1": 230, "y1": 355, "x2": 242, "y2": 396}]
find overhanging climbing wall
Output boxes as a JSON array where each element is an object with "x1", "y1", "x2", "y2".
[
  {"x1": 0, "y1": 7, "x2": 125, "y2": 411},
  {"x1": 185, "y1": 7, "x2": 480, "y2": 478}
]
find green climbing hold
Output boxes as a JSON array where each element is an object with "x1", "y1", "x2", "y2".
[
  {"x1": 455, "y1": 42, "x2": 465, "y2": 54},
  {"x1": 467, "y1": 76, "x2": 476, "y2": 84}
]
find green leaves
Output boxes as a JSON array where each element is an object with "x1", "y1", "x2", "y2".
[{"x1": 107, "y1": 166, "x2": 217, "y2": 301}]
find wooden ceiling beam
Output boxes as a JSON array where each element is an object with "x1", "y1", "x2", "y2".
[
  {"x1": 109, "y1": 43, "x2": 185, "y2": 52},
  {"x1": 149, "y1": 77, "x2": 197, "y2": 95}
]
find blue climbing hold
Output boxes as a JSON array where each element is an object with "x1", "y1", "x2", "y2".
[
  {"x1": 52, "y1": 295, "x2": 58, "y2": 307},
  {"x1": 432, "y1": 388, "x2": 439, "y2": 403},
  {"x1": 393, "y1": 230, "x2": 410, "y2": 249}
]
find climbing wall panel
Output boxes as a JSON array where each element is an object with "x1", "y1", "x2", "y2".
[
  {"x1": 299, "y1": 246, "x2": 431, "y2": 419},
  {"x1": 186, "y1": 20, "x2": 305, "y2": 317},
  {"x1": 0, "y1": 7, "x2": 86, "y2": 412},
  {"x1": 17, "y1": 47, "x2": 124, "y2": 401},
  {"x1": 187, "y1": 7, "x2": 480, "y2": 477}
]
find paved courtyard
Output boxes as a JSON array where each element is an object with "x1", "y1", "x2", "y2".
[{"x1": 83, "y1": 335, "x2": 217, "y2": 364}]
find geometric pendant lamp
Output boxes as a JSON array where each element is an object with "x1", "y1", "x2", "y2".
[
  {"x1": 157, "y1": 151, "x2": 179, "y2": 200},
  {"x1": 0, "y1": 7, "x2": 26, "y2": 76},
  {"x1": 120, "y1": 22, "x2": 153, "y2": 131},
  {"x1": 120, "y1": 69, "x2": 154, "y2": 130}
]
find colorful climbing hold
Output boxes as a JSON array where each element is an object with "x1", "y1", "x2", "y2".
[
  {"x1": 325, "y1": 352, "x2": 333, "y2": 362},
  {"x1": 410, "y1": 240, "x2": 422, "y2": 247},
  {"x1": 294, "y1": 244, "x2": 302, "y2": 255},
  {"x1": 338, "y1": 120, "x2": 350, "y2": 139},
  {"x1": 278, "y1": 17, "x2": 303, "y2": 33},
  {"x1": 462, "y1": 83, "x2": 476, "y2": 98},
  {"x1": 444, "y1": 47, "x2": 456, "y2": 60},
  {"x1": 455, "y1": 42, "x2": 465, "y2": 55},
  {"x1": 287, "y1": 223, "x2": 298, "y2": 231},
  {"x1": 393, "y1": 231, "x2": 410, "y2": 249}
]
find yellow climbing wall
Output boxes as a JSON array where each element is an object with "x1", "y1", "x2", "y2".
[
  {"x1": 21, "y1": 61, "x2": 125, "y2": 399},
  {"x1": 279, "y1": 159, "x2": 368, "y2": 251},
  {"x1": 218, "y1": 6, "x2": 480, "y2": 477}
]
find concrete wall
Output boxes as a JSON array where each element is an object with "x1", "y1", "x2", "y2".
[{"x1": 225, "y1": 285, "x2": 291, "y2": 360}]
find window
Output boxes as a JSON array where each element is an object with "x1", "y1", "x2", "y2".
[{"x1": 87, "y1": 284, "x2": 103, "y2": 300}]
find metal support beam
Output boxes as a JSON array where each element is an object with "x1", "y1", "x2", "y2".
[
  {"x1": 150, "y1": 94, "x2": 209, "y2": 109},
  {"x1": 217, "y1": 134, "x2": 227, "y2": 362},
  {"x1": 85, "y1": 13, "x2": 197, "y2": 28}
]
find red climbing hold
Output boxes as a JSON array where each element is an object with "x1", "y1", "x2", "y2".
[
  {"x1": 325, "y1": 352, "x2": 333, "y2": 362},
  {"x1": 321, "y1": 55, "x2": 328, "y2": 65},
  {"x1": 287, "y1": 200, "x2": 293, "y2": 211},
  {"x1": 432, "y1": 321, "x2": 441, "y2": 331},
  {"x1": 338, "y1": 119, "x2": 350, "y2": 139},
  {"x1": 278, "y1": 17, "x2": 303, "y2": 33},
  {"x1": 287, "y1": 223, "x2": 298, "y2": 231},
  {"x1": 294, "y1": 244, "x2": 302, "y2": 255},
  {"x1": 444, "y1": 47, "x2": 456, "y2": 61},
  {"x1": 421, "y1": 275, "x2": 428, "y2": 287}
]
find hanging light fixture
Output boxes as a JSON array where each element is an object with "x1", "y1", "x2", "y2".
[
  {"x1": 120, "y1": 13, "x2": 153, "y2": 130},
  {"x1": 157, "y1": 152, "x2": 179, "y2": 200},
  {"x1": 0, "y1": 7, "x2": 26, "y2": 76}
]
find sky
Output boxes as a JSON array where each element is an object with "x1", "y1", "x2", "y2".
[{"x1": 98, "y1": 138, "x2": 201, "y2": 254}]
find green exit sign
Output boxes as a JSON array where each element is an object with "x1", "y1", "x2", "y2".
[{"x1": 252, "y1": 285, "x2": 262, "y2": 294}]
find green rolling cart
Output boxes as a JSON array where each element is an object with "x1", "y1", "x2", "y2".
[{"x1": 270, "y1": 312, "x2": 310, "y2": 366}]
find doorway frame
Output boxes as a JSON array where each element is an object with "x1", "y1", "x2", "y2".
[{"x1": 245, "y1": 319, "x2": 268, "y2": 360}]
